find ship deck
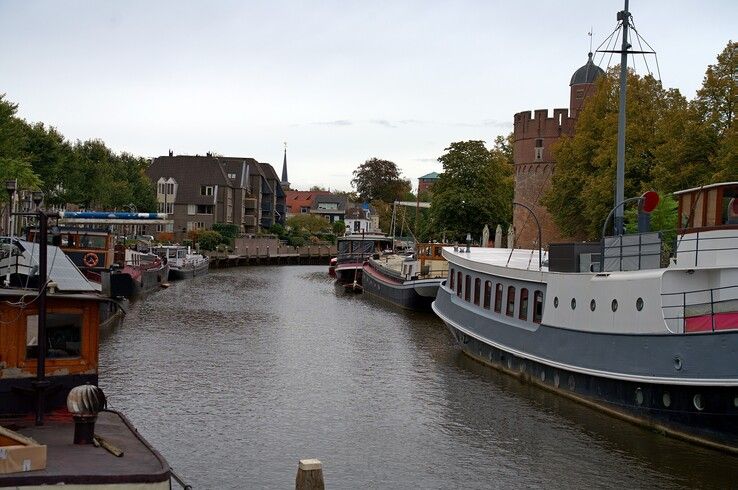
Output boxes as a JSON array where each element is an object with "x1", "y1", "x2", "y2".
[
  {"x1": 0, "y1": 410, "x2": 170, "y2": 486},
  {"x1": 443, "y1": 247, "x2": 549, "y2": 272}
]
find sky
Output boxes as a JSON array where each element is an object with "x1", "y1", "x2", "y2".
[{"x1": 0, "y1": 0, "x2": 735, "y2": 192}]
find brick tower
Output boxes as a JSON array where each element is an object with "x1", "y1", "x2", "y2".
[{"x1": 512, "y1": 53, "x2": 604, "y2": 249}]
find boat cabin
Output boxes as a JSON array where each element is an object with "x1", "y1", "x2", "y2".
[
  {"x1": 675, "y1": 182, "x2": 738, "y2": 231},
  {"x1": 27, "y1": 227, "x2": 115, "y2": 271}
]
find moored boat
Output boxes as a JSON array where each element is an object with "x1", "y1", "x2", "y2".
[
  {"x1": 152, "y1": 245, "x2": 209, "y2": 280},
  {"x1": 433, "y1": 2, "x2": 738, "y2": 452},
  {"x1": 362, "y1": 243, "x2": 448, "y2": 310},
  {"x1": 334, "y1": 233, "x2": 392, "y2": 286},
  {"x1": 0, "y1": 211, "x2": 182, "y2": 488}
]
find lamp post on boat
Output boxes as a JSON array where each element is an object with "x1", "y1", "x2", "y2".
[{"x1": 511, "y1": 202, "x2": 543, "y2": 270}]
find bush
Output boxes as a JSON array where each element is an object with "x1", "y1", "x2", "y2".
[
  {"x1": 288, "y1": 235, "x2": 306, "y2": 247},
  {"x1": 332, "y1": 220, "x2": 346, "y2": 235},
  {"x1": 197, "y1": 230, "x2": 223, "y2": 251},
  {"x1": 212, "y1": 223, "x2": 239, "y2": 239}
]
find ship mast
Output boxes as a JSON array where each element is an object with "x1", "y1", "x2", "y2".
[{"x1": 614, "y1": 0, "x2": 630, "y2": 236}]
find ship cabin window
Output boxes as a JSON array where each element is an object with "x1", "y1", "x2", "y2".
[
  {"x1": 26, "y1": 312, "x2": 82, "y2": 359},
  {"x1": 533, "y1": 291, "x2": 544, "y2": 323},
  {"x1": 519, "y1": 288, "x2": 529, "y2": 321},
  {"x1": 457, "y1": 272, "x2": 463, "y2": 297},
  {"x1": 494, "y1": 283, "x2": 503, "y2": 313},
  {"x1": 464, "y1": 275, "x2": 471, "y2": 302},
  {"x1": 506, "y1": 286, "x2": 516, "y2": 317},
  {"x1": 473, "y1": 278, "x2": 481, "y2": 305},
  {"x1": 677, "y1": 184, "x2": 738, "y2": 230},
  {"x1": 483, "y1": 281, "x2": 492, "y2": 309},
  {"x1": 449, "y1": 268, "x2": 455, "y2": 290}
]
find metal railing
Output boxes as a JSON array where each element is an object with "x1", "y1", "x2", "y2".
[{"x1": 662, "y1": 284, "x2": 738, "y2": 334}]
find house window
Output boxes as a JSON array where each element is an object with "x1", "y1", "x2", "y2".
[
  {"x1": 187, "y1": 204, "x2": 196, "y2": 215},
  {"x1": 317, "y1": 202, "x2": 338, "y2": 210},
  {"x1": 166, "y1": 183, "x2": 174, "y2": 194},
  {"x1": 494, "y1": 283, "x2": 503, "y2": 313},
  {"x1": 519, "y1": 288, "x2": 529, "y2": 321},
  {"x1": 354, "y1": 221, "x2": 361, "y2": 232},
  {"x1": 456, "y1": 272, "x2": 462, "y2": 297},
  {"x1": 157, "y1": 202, "x2": 173, "y2": 214},
  {"x1": 301, "y1": 207, "x2": 309, "y2": 213},
  {"x1": 483, "y1": 281, "x2": 492, "y2": 309},
  {"x1": 158, "y1": 183, "x2": 165, "y2": 194},
  {"x1": 26, "y1": 312, "x2": 82, "y2": 359},
  {"x1": 450, "y1": 268, "x2": 455, "y2": 290},
  {"x1": 201, "y1": 185, "x2": 214, "y2": 196},
  {"x1": 228, "y1": 173, "x2": 236, "y2": 180},
  {"x1": 506, "y1": 286, "x2": 516, "y2": 317},
  {"x1": 473, "y1": 278, "x2": 481, "y2": 306},
  {"x1": 464, "y1": 275, "x2": 471, "y2": 302},
  {"x1": 196, "y1": 204, "x2": 214, "y2": 214},
  {"x1": 533, "y1": 291, "x2": 544, "y2": 323}
]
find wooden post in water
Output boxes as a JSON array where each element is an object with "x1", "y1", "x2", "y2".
[{"x1": 295, "y1": 459, "x2": 324, "y2": 490}]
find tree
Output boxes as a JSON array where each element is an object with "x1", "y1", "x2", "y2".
[
  {"x1": 286, "y1": 214, "x2": 332, "y2": 234},
  {"x1": 544, "y1": 69, "x2": 691, "y2": 239},
  {"x1": 196, "y1": 230, "x2": 223, "y2": 251},
  {"x1": 0, "y1": 95, "x2": 40, "y2": 190},
  {"x1": 309, "y1": 185, "x2": 328, "y2": 192},
  {"x1": 429, "y1": 140, "x2": 513, "y2": 242},
  {"x1": 351, "y1": 158, "x2": 411, "y2": 203}
]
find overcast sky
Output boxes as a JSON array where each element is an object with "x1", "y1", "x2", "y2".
[{"x1": 0, "y1": 1, "x2": 734, "y2": 191}]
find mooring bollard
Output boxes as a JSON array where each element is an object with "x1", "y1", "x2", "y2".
[{"x1": 295, "y1": 459, "x2": 324, "y2": 490}]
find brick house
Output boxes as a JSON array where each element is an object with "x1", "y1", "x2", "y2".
[
  {"x1": 284, "y1": 190, "x2": 332, "y2": 218},
  {"x1": 418, "y1": 172, "x2": 440, "y2": 193},
  {"x1": 147, "y1": 153, "x2": 285, "y2": 239}
]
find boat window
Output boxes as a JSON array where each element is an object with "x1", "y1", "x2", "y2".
[
  {"x1": 636, "y1": 297, "x2": 644, "y2": 311},
  {"x1": 533, "y1": 291, "x2": 543, "y2": 323},
  {"x1": 473, "y1": 278, "x2": 481, "y2": 305},
  {"x1": 519, "y1": 288, "x2": 529, "y2": 320},
  {"x1": 494, "y1": 283, "x2": 503, "y2": 313},
  {"x1": 506, "y1": 286, "x2": 515, "y2": 317},
  {"x1": 483, "y1": 281, "x2": 492, "y2": 309},
  {"x1": 721, "y1": 186, "x2": 738, "y2": 225},
  {"x1": 464, "y1": 275, "x2": 471, "y2": 302},
  {"x1": 457, "y1": 272, "x2": 463, "y2": 297},
  {"x1": 26, "y1": 312, "x2": 82, "y2": 359},
  {"x1": 450, "y1": 268, "x2": 455, "y2": 290},
  {"x1": 571, "y1": 298, "x2": 577, "y2": 310},
  {"x1": 80, "y1": 235, "x2": 106, "y2": 249}
]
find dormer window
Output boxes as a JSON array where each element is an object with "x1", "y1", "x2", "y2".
[{"x1": 201, "y1": 186, "x2": 214, "y2": 196}]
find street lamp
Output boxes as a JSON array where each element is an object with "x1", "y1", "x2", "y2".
[{"x1": 465, "y1": 233, "x2": 471, "y2": 253}]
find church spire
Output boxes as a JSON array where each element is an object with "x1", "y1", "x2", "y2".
[{"x1": 281, "y1": 141, "x2": 290, "y2": 190}]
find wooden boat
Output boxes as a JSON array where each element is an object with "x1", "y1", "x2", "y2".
[
  {"x1": 0, "y1": 214, "x2": 181, "y2": 487},
  {"x1": 362, "y1": 243, "x2": 448, "y2": 310},
  {"x1": 152, "y1": 245, "x2": 209, "y2": 280}
]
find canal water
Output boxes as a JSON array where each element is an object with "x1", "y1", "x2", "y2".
[{"x1": 99, "y1": 266, "x2": 737, "y2": 489}]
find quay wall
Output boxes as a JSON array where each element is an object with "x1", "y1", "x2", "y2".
[{"x1": 207, "y1": 244, "x2": 336, "y2": 268}]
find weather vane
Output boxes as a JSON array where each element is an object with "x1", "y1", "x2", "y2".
[{"x1": 588, "y1": 26, "x2": 593, "y2": 52}]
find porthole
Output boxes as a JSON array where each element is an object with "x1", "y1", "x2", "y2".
[
  {"x1": 674, "y1": 357, "x2": 683, "y2": 371},
  {"x1": 636, "y1": 297, "x2": 644, "y2": 311},
  {"x1": 635, "y1": 387, "x2": 644, "y2": 406},
  {"x1": 571, "y1": 298, "x2": 577, "y2": 310},
  {"x1": 554, "y1": 297, "x2": 559, "y2": 308},
  {"x1": 663, "y1": 392, "x2": 671, "y2": 408},
  {"x1": 693, "y1": 394, "x2": 705, "y2": 411},
  {"x1": 611, "y1": 299, "x2": 618, "y2": 312},
  {"x1": 554, "y1": 372, "x2": 560, "y2": 388},
  {"x1": 590, "y1": 299, "x2": 596, "y2": 311},
  {"x1": 568, "y1": 375, "x2": 575, "y2": 390}
]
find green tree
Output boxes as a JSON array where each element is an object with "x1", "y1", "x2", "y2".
[
  {"x1": 332, "y1": 220, "x2": 346, "y2": 235},
  {"x1": 196, "y1": 230, "x2": 223, "y2": 251},
  {"x1": 0, "y1": 95, "x2": 40, "y2": 189},
  {"x1": 286, "y1": 214, "x2": 332, "y2": 234},
  {"x1": 351, "y1": 158, "x2": 411, "y2": 203},
  {"x1": 429, "y1": 140, "x2": 513, "y2": 241}
]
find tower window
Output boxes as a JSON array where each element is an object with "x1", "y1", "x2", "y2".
[
  {"x1": 535, "y1": 139, "x2": 544, "y2": 148},
  {"x1": 576, "y1": 89, "x2": 585, "y2": 100},
  {"x1": 534, "y1": 147, "x2": 544, "y2": 162}
]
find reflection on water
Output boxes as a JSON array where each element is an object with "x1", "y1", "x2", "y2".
[{"x1": 99, "y1": 266, "x2": 737, "y2": 489}]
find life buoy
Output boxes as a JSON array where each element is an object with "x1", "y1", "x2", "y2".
[{"x1": 84, "y1": 252, "x2": 99, "y2": 268}]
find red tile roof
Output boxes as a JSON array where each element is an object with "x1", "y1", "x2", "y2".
[{"x1": 285, "y1": 190, "x2": 331, "y2": 214}]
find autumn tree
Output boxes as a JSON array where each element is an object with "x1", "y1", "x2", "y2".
[
  {"x1": 351, "y1": 158, "x2": 411, "y2": 203},
  {"x1": 429, "y1": 139, "x2": 513, "y2": 242}
]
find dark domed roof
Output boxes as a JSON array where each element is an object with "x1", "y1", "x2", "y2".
[{"x1": 570, "y1": 52, "x2": 605, "y2": 86}]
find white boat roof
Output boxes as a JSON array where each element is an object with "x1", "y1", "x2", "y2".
[
  {"x1": 673, "y1": 182, "x2": 738, "y2": 195},
  {"x1": 443, "y1": 246, "x2": 549, "y2": 272}
]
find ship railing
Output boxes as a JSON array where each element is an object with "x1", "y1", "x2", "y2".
[
  {"x1": 661, "y1": 284, "x2": 738, "y2": 334},
  {"x1": 670, "y1": 228, "x2": 738, "y2": 267}
]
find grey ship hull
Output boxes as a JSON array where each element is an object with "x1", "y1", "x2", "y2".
[{"x1": 433, "y1": 285, "x2": 738, "y2": 452}]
